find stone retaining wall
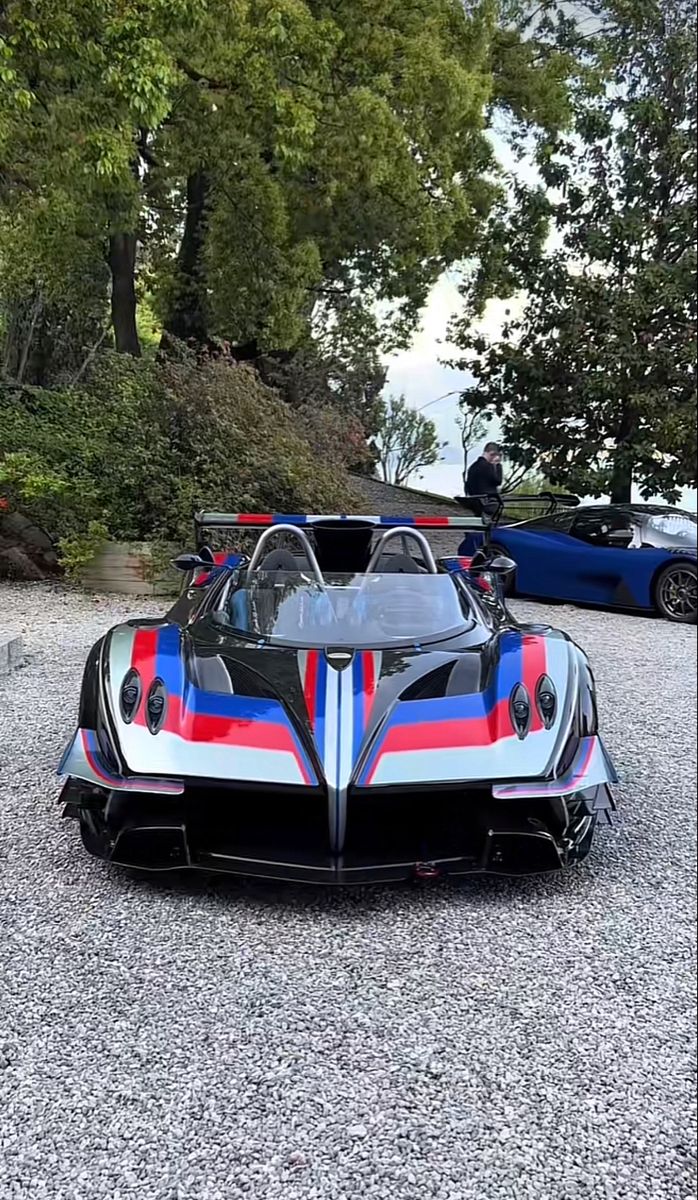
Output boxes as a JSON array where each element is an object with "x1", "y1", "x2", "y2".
[{"x1": 349, "y1": 474, "x2": 466, "y2": 558}]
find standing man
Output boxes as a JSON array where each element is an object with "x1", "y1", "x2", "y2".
[{"x1": 466, "y1": 442, "x2": 503, "y2": 515}]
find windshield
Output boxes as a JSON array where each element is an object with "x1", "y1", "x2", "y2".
[
  {"x1": 216, "y1": 570, "x2": 472, "y2": 648},
  {"x1": 641, "y1": 514, "x2": 697, "y2": 549}
]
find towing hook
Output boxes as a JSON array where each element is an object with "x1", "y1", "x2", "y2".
[{"x1": 414, "y1": 861, "x2": 441, "y2": 881}]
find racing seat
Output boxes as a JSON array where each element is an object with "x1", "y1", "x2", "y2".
[
  {"x1": 257, "y1": 549, "x2": 302, "y2": 578},
  {"x1": 376, "y1": 554, "x2": 423, "y2": 574},
  {"x1": 250, "y1": 549, "x2": 298, "y2": 634},
  {"x1": 252, "y1": 546, "x2": 336, "y2": 638}
]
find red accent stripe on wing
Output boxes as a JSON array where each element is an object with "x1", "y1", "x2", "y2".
[
  {"x1": 365, "y1": 699, "x2": 514, "y2": 784},
  {"x1": 415, "y1": 516, "x2": 450, "y2": 527},
  {"x1": 362, "y1": 652, "x2": 378, "y2": 727},
  {"x1": 303, "y1": 650, "x2": 320, "y2": 728},
  {"x1": 130, "y1": 629, "x2": 158, "y2": 724},
  {"x1": 184, "y1": 714, "x2": 302, "y2": 751},
  {"x1": 521, "y1": 635, "x2": 548, "y2": 732},
  {"x1": 81, "y1": 730, "x2": 118, "y2": 787},
  {"x1": 131, "y1": 628, "x2": 159, "y2": 675},
  {"x1": 237, "y1": 514, "x2": 273, "y2": 525}
]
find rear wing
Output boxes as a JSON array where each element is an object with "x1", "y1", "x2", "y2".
[
  {"x1": 194, "y1": 511, "x2": 486, "y2": 548},
  {"x1": 456, "y1": 492, "x2": 581, "y2": 525}
]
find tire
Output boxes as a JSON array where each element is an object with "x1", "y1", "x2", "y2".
[
  {"x1": 488, "y1": 543, "x2": 516, "y2": 597},
  {"x1": 654, "y1": 561, "x2": 697, "y2": 624}
]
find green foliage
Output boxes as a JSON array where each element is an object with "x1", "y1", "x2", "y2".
[
  {"x1": 136, "y1": 292, "x2": 162, "y2": 353},
  {"x1": 57, "y1": 522, "x2": 110, "y2": 576},
  {"x1": 256, "y1": 324, "x2": 388, "y2": 473},
  {"x1": 373, "y1": 394, "x2": 444, "y2": 487},
  {"x1": 0, "y1": 352, "x2": 359, "y2": 571},
  {"x1": 450, "y1": 0, "x2": 697, "y2": 504},
  {"x1": 1, "y1": 0, "x2": 581, "y2": 373}
]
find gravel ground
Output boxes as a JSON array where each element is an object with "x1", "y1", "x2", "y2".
[{"x1": 0, "y1": 581, "x2": 696, "y2": 1200}]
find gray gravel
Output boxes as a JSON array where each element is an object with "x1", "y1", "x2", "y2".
[{"x1": 0, "y1": 581, "x2": 695, "y2": 1200}]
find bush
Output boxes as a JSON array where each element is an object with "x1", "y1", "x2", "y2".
[{"x1": 0, "y1": 351, "x2": 360, "y2": 572}]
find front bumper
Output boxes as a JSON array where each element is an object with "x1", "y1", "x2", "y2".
[{"x1": 61, "y1": 779, "x2": 613, "y2": 884}]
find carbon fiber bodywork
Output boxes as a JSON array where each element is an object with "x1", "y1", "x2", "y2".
[{"x1": 59, "y1": 522, "x2": 618, "y2": 883}]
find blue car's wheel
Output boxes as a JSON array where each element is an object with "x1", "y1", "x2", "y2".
[{"x1": 654, "y1": 562, "x2": 697, "y2": 624}]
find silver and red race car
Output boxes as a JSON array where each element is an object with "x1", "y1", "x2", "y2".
[{"x1": 58, "y1": 511, "x2": 617, "y2": 883}]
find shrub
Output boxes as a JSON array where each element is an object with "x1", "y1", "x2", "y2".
[{"x1": 0, "y1": 352, "x2": 360, "y2": 572}]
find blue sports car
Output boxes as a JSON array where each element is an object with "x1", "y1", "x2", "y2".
[{"x1": 460, "y1": 502, "x2": 697, "y2": 624}]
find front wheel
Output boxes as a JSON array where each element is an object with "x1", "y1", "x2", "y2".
[{"x1": 654, "y1": 562, "x2": 697, "y2": 624}]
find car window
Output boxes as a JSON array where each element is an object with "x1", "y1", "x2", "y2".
[
  {"x1": 215, "y1": 570, "x2": 474, "y2": 648},
  {"x1": 641, "y1": 514, "x2": 697, "y2": 549},
  {"x1": 571, "y1": 512, "x2": 633, "y2": 547}
]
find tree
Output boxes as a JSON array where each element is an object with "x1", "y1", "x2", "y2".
[
  {"x1": 449, "y1": 0, "x2": 697, "y2": 504},
  {"x1": 0, "y1": 0, "x2": 193, "y2": 369},
  {"x1": 1, "y1": 0, "x2": 580, "y2": 381},
  {"x1": 254, "y1": 329, "x2": 387, "y2": 474},
  {"x1": 373, "y1": 395, "x2": 444, "y2": 486}
]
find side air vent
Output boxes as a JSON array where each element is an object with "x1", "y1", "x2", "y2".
[
  {"x1": 119, "y1": 669, "x2": 142, "y2": 724},
  {"x1": 401, "y1": 663, "x2": 457, "y2": 701},
  {"x1": 510, "y1": 684, "x2": 531, "y2": 739},
  {"x1": 145, "y1": 678, "x2": 167, "y2": 734},
  {"x1": 536, "y1": 675, "x2": 557, "y2": 729}
]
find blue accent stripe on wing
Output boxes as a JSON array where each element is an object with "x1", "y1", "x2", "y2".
[
  {"x1": 336, "y1": 664, "x2": 343, "y2": 795},
  {"x1": 57, "y1": 732, "x2": 77, "y2": 776},
  {"x1": 185, "y1": 691, "x2": 291, "y2": 724},
  {"x1": 314, "y1": 653, "x2": 328, "y2": 765},
  {"x1": 352, "y1": 653, "x2": 365, "y2": 761},
  {"x1": 155, "y1": 625, "x2": 186, "y2": 697},
  {"x1": 384, "y1": 631, "x2": 523, "y2": 727}
]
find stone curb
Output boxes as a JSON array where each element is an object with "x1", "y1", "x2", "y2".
[{"x1": 0, "y1": 634, "x2": 24, "y2": 678}]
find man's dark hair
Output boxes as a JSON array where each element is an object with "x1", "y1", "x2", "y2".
[{"x1": 484, "y1": 441, "x2": 502, "y2": 454}]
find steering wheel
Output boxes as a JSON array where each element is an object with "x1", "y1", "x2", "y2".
[{"x1": 246, "y1": 524, "x2": 327, "y2": 591}]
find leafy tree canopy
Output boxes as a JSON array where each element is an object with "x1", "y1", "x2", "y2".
[
  {"x1": 449, "y1": 0, "x2": 697, "y2": 503},
  {"x1": 1, "y1": 0, "x2": 579, "y2": 375}
]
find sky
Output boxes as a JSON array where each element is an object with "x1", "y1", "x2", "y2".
[
  {"x1": 383, "y1": 273, "x2": 491, "y2": 498},
  {"x1": 382, "y1": 275, "x2": 697, "y2": 512}
]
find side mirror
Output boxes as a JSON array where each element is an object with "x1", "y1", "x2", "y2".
[
  {"x1": 171, "y1": 552, "x2": 214, "y2": 572},
  {"x1": 469, "y1": 550, "x2": 516, "y2": 578},
  {"x1": 488, "y1": 555, "x2": 516, "y2": 578}
]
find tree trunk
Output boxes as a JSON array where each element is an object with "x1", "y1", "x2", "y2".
[
  {"x1": 610, "y1": 403, "x2": 635, "y2": 503},
  {"x1": 163, "y1": 170, "x2": 210, "y2": 345},
  {"x1": 610, "y1": 459, "x2": 633, "y2": 504},
  {"x1": 108, "y1": 233, "x2": 141, "y2": 356}
]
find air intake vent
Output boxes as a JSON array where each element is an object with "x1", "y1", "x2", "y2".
[
  {"x1": 145, "y1": 678, "x2": 167, "y2": 734},
  {"x1": 535, "y1": 675, "x2": 557, "y2": 729},
  {"x1": 401, "y1": 663, "x2": 456, "y2": 701},
  {"x1": 510, "y1": 684, "x2": 531, "y2": 739},
  {"x1": 119, "y1": 669, "x2": 142, "y2": 724}
]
